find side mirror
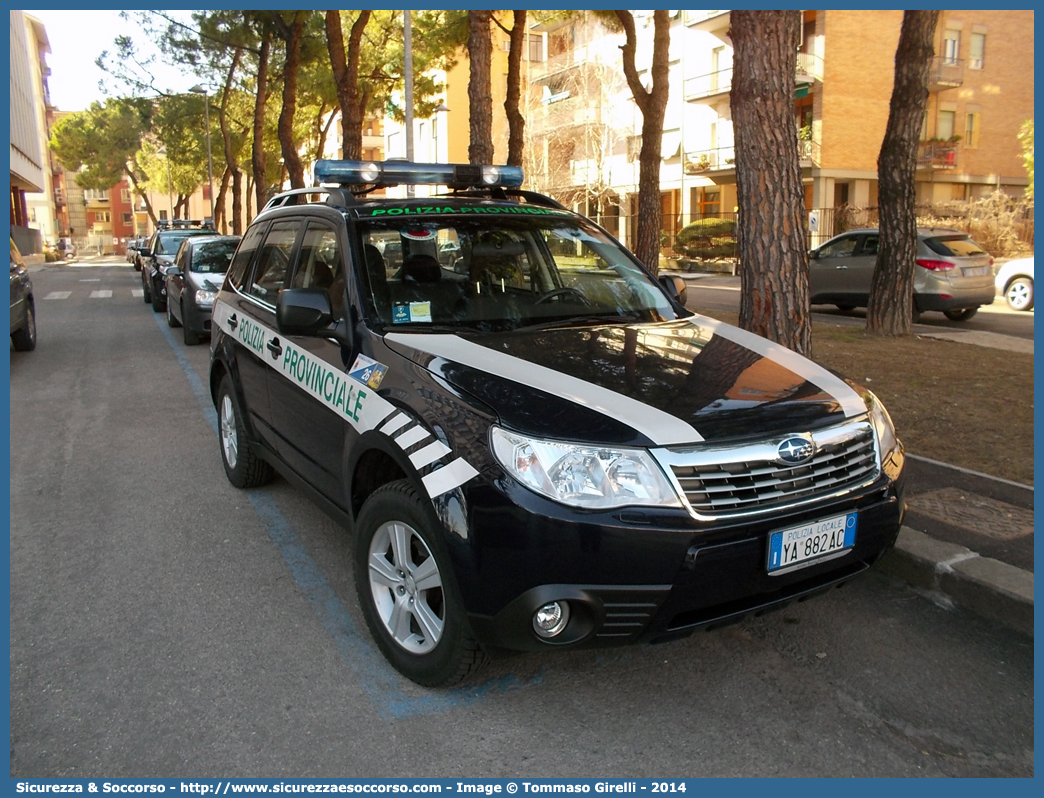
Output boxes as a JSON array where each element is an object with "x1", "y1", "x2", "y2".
[
  {"x1": 167, "y1": 265, "x2": 181, "y2": 277},
  {"x1": 277, "y1": 287, "x2": 353, "y2": 348},
  {"x1": 659, "y1": 274, "x2": 688, "y2": 307},
  {"x1": 808, "y1": 249, "x2": 819, "y2": 260}
]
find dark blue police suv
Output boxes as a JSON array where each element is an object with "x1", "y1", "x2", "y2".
[{"x1": 209, "y1": 160, "x2": 905, "y2": 686}]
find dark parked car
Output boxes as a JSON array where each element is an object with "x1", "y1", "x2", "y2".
[
  {"x1": 139, "y1": 222, "x2": 217, "y2": 312},
  {"x1": 809, "y1": 227, "x2": 995, "y2": 321},
  {"x1": 10, "y1": 239, "x2": 36, "y2": 351},
  {"x1": 165, "y1": 235, "x2": 240, "y2": 345},
  {"x1": 210, "y1": 160, "x2": 905, "y2": 687}
]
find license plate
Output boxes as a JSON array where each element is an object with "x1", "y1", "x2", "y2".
[
  {"x1": 767, "y1": 512, "x2": 857, "y2": 574},
  {"x1": 962, "y1": 266, "x2": 988, "y2": 276}
]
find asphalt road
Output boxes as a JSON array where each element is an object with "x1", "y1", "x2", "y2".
[
  {"x1": 684, "y1": 280, "x2": 1035, "y2": 340},
  {"x1": 9, "y1": 259, "x2": 1034, "y2": 778}
]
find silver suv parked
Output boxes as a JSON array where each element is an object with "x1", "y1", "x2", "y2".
[{"x1": 810, "y1": 228, "x2": 995, "y2": 321}]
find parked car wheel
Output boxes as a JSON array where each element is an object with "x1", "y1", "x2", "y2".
[
  {"x1": 354, "y1": 480, "x2": 488, "y2": 687},
  {"x1": 217, "y1": 375, "x2": 274, "y2": 489},
  {"x1": 835, "y1": 303, "x2": 856, "y2": 312},
  {"x1": 11, "y1": 302, "x2": 37, "y2": 352},
  {"x1": 166, "y1": 299, "x2": 181, "y2": 328},
  {"x1": 943, "y1": 307, "x2": 978, "y2": 321},
  {"x1": 1004, "y1": 277, "x2": 1034, "y2": 311}
]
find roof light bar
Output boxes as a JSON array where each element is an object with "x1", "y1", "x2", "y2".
[{"x1": 314, "y1": 159, "x2": 524, "y2": 190}]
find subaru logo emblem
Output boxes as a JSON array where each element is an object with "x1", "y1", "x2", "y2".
[{"x1": 777, "y1": 436, "x2": 815, "y2": 465}]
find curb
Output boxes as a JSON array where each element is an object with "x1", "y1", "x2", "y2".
[{"x1": 877, "y1": 526, "x2": 1034, "y2": 637}]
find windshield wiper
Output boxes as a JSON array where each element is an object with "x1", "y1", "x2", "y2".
[{"x1": 514, "y1": 313, "x2": 644, "y2": 331}]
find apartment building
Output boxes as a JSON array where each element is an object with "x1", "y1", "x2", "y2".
[{"x1": 522, "y1": 10, "x2": 1034, "y2": 254}]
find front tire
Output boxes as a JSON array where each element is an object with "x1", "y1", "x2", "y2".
[
  {"x1": 166, "y1": 297, "x2": 181, "y2": 328},
  {"x1": 11, "y1": 302, "x2": 37, "y2": 352},
  {"x1": 183, "y1": 304, "x2": 202, "y2": 346},
  {"x1": 142, "y1": 272, "x2": 152, "y2": 304},
  {"x1": 1005, "y1": 277, "x2": 1034, "y2": 311},
  {"x1": 217, "y1": 374, "x2": 274, "y2": 489},
  {"x1": 943, "y1": 307, "x2": 978, "y2": 321},
  {"x1": 354, "y1": 480, "x2": 488, "y2": 687},
  {"x1": 151, "y1": 277, "x2": 166, "y2": 313}
]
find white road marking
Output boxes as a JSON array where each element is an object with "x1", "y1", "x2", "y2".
[
  {"x1": 90, "y1": 290, "x2": 113, "y2": 298},
  {"x1": 132, "y1": 289, "x2": 144, "y2": 297},
  {"x1": 43, "y1": 291, "x2": 72, "y2": 300},
  {"x1": 79, "y1": 278, "x2": 101, "y2": 282}
]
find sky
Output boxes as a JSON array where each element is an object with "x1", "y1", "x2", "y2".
[{"x1": 24, "y1": 9, "x2": 204, "y2": 112}]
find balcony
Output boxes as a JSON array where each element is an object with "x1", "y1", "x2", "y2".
[
  {"x1": 684, "y1": 147, "x2": 735, "y2": 174},
  {"x1": 684, "y1": 68, "x2": 733, "y2": 103},
  {"x1": 918, "y1": 141, "x2": 959, "y2": 170},
  {"x1": 928, "y1": 56, "x2": 964, "y2": 91},
  {"x1": 683, "y1": 10, "x2": 730, "y2": 38}
]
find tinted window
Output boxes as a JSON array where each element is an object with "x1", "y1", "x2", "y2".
[
  {"x1": 228, "y1": 225, "x2": 266, "y2": 289},
  {"x1": 292, "y1": 224, "x2": 345, "y2": 318},
  {"x1": 925, "y1": 235, "x2": 988, "y2": 257},
  {"x1": 156, "y1": 230, "x2": 212, "y2": 255},
  {"x1": 860, "y1": 235, "x2": 879, "y2": 256},
  {"x1": 190, "y1": 239, "x2": 240, "y2": 273},
  {"x1": 248, "y1": 221, "x2": 300, "y2": 303}
]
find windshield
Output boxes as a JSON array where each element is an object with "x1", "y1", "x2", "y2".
[
  {"x1": 156, "y1": 230, "x2": 212, "y2": 255},
  {"x1": 354, "y1": 210, "x2": 680, "y2": 332},
  {"x1": 190, "y1": 239, "x2": 239, "y2": 273}
]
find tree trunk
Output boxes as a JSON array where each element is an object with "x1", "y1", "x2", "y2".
[
  {"x1": 125, "y1": 169, "x2": 157, "y2": 227},
  {"x1": 467, "y1": 10, "x2": 494, "y2": 164},
  {"x1": 504, "y1": 11, "x2": 527, "y2": 167},
  {"x1": 252, "y1": 25, "x2": 271, "y2": 215},
  {"x1": 867, "y1": 10, "x2": 940, "y2": 336},
  {"x1": 219, "y1": 48, "x2": 243, "y2": 235},
  {"x1": 326, "y1": 11, "x2": 371, "y2": 161},
  {"x1": 616, "y1": 10, "x2": 670, "y2": 274},
  {"x1": 214, "y1": 165, "x2": 231, "y2": 233},
  {"x1": 275, "y1": 13, "x2": 306, "y2": 189},
  {"x1": 731, "y1": 10, "x2": 812, "y2": 357}
]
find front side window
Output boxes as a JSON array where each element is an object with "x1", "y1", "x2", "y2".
[
  {"x1": 248, "y1": 221, "x2": 300, "y2": 304},
  {"x1": 353, "y1": 209, "x2": 679, "y2": 332},
  {"x1": 292, "y1": 224, "x2": 345, "y2": 318},
  {"x1": 818, "y1": 236, "x2": 858, "y2": 259}
]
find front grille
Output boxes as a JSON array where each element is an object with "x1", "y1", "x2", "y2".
[{"x1": 657, "y1": 421, "x2": 879, "y2": 519}]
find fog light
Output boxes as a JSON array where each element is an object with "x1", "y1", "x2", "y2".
[{"x1": 533, "y1": 601, "x2": 570, "y2": 638}]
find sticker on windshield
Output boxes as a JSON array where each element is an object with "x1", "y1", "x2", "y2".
[
  {"x1": 392, "y1": 301, "x2": 432, "y2": 324},
  {"x1": 349, "y1": 354, "x2": 389, "y2": 390}
]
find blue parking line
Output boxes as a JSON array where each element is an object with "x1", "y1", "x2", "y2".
[{"x1": 152, "y1": 314, "x2": 543, "y2": 718}]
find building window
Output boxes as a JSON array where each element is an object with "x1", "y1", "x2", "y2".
[
  {"x1": 528, "y1": 34, "x2": 544, "y2": 63},
  {"x1": 969, "y1": 32, "x2": 986, "y2": 69},
  {"x1": 121, "y1": 188, "x2": 131, "y2": 203},
  {"x1": 943, "y1": 28, "x2": 960, "y2": 64},
  {"x1": 965, "y1": 112, "x2": 980, "y2": 148},
  {"x1": 159, "y1": 210, "x2": 168, "y2": 221},
  {"x1": 937, "y1": 110, "x2": 956, "y2": 140},
  {"x1": 122, "y1": 212, "x2": 133, "y2": 225}
]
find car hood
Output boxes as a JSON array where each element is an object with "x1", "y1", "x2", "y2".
[{"x1": 384, "y1": 316, "x2": 869, "y2": 447}]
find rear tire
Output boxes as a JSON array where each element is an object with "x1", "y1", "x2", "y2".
[
  {"x1": 835, "y1": 303, "x2": 856, "y2": 312},
  {"x1": 217, "y1": 374, "x2": 274, "y2": 489},
  {"x1": 943, "y1": 307, "x2": 978, "y2": 321},
  {"x1": 354, "y1": 480, "x2": 489, "y2": 687},
  {"x1": 1005, "y1": 277, "x2": 1034, "y2": 311}
]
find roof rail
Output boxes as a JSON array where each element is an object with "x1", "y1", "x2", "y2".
[
  {"x1": 447, "y1": 188, "x2": 566, "y2": 211},
  {"x1": 262, "y1": 186, "x2": 357, "y2": 212}
]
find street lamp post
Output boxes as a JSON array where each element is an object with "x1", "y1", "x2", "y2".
[
  {"x1": 433, "y1": 103, "x2": 449, "y2": 163},
  {"x1": 189, "y1": 84, "x2": 215, "y2": 223}
]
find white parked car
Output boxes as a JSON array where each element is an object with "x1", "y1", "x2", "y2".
[{"x1": 994, "y1": 256, "x2": 1034, "y2": 311}]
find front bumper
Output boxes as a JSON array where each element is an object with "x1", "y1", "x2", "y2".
[{"x1": 458, "y1": 464, "x2": 905, "y2": 653}]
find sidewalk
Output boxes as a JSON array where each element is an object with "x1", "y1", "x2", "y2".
[{"x1": 670, "y1": 270, "x2": 1035, "y2": 637}]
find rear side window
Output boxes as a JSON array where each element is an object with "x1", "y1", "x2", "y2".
[
  {"x1": 818, "y1": 236, "x2": 858, "y2": 258},
  {"x1": 925, "y1": 236, "x2": 987, "y2": 257},
  {"x1": 227, "y1": 225, "x2": 266, "y2": 290},
  {"x1": 248, "y1": 221, "x2": 300, "y2": 304}
]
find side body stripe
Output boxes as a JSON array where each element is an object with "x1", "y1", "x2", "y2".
[{"x1": 212, "y1": 299, "x2": 479, "y2": 498}]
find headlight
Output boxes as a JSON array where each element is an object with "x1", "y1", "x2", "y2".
[
  {"x1": 490, "y1": 426, "x2": 681, "y2": 510},
  {"x1": 865, "y1": 391, "x2": 899, "y2": 460},
  {"x1": 195, "y1": 289, "x2": 217, "y2": 306}
]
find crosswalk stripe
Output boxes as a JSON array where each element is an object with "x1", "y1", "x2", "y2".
[
  {"x1": 43, "y1": 291, "x2": 72, "y2": 300},
  {"x1": 132, "y1": 289, "x2": 144, "y2": 297},
  {"x1": 90, "y1": 290, "x2": 113, "y2": 298}
]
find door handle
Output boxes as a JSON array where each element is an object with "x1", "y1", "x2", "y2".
[
  {"x1": 228, "y1": 312, "x2": 238, "y2": 330},
  {"x1": 267, "y1": 337, "x2": 283, "y2": 359}
]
